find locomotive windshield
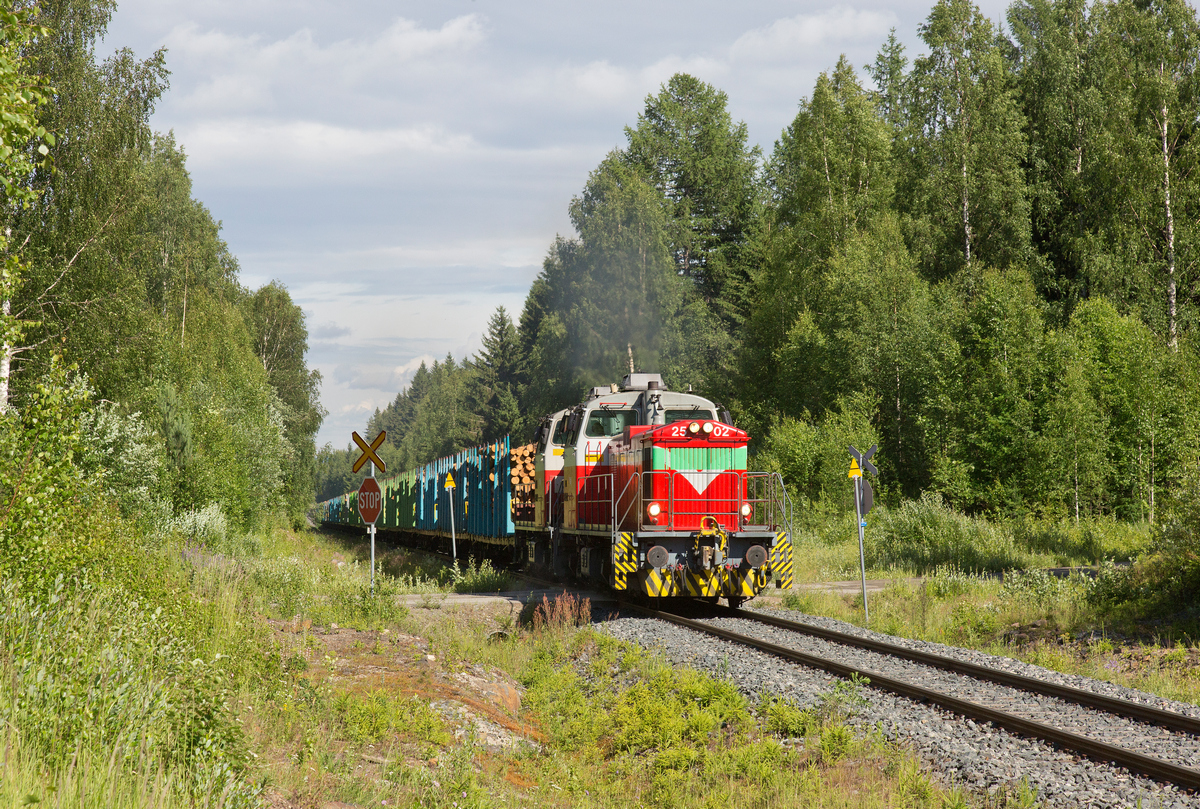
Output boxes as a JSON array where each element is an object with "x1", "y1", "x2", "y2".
[
  {"x1": 584, "y1": 409, "x2": 637, "y2": 437},
  {"x1": 665, "y1": 409, "x2": 715, "y2": 423},
  {"x1": 550, "y1": 418, "x2": 567, "y2": 445}
]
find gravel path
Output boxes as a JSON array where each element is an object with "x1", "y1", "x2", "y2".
[{"x1": 598, "y1": 608, "x2": 1198, "y2": 808}]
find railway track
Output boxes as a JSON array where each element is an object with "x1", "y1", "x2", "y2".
[
  {"x1": 323, "y1": 525, "x2": 1198, "y2": 801},
  {"x1": 605, "y1": 601, "x2": 1200, "y2": 805}
]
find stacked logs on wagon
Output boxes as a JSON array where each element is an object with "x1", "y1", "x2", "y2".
[{"x1": 510, "y1": 442, "x2": 538, "y2": 519}]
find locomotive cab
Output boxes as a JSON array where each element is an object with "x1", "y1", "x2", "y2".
[
  {"x1": 561, "y1": 374, "x2": 720, "y2": 530},
  {"x1": 531, "y1": 409, "x2": 568, "y2": 528}
]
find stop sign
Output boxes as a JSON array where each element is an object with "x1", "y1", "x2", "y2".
[{"x1": 358, "y1": 477, "x2": 382, "y2": 525}]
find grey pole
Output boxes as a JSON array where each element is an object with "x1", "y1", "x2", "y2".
[
  {"x1": 369, "y1": 460, "x2": 376, "y2": 596},
  {"x1": 855, "y1": 475, "x2": 869, "y2": 625}
]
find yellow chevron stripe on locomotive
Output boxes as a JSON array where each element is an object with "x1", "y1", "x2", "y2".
[
  {"x1": 611, "y1": 532, "x2": 638, "y2": 590},
  {"x1": 770, "y1": 530, "x2": 795, "y2": 590},
  {"x1": 629, "y1": 530, "x2": 791, "y2": 599}
]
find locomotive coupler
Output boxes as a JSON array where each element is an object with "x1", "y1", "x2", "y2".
[{"x1": 689, "y1": 516, "x2": 727, "y2": 572}]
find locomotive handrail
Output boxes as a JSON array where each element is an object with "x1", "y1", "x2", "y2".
[
  {"x1": 615, "y1": 472, "x2": 641, "y2": 531},
  {"x1": 606, "y1": 468, "x2": 794, "y2": 534},
  {"x1": 744, "y1": 471, "x2": 792, "y2": 534}
]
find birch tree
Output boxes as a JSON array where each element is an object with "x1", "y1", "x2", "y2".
[
  {"x1": 902, "y1": 0, "x2": 1030, "y2": 279},
  {"x1": 0, "y1": 9, "x2": 54, "y2": 414}
]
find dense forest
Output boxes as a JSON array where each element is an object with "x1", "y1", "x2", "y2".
[
  {"x1": 322, "y1": 0, "x2": 1200, "y2": 528},
  {"x1": 3, "y1": 1, "x2": 1200, "y2": 804},
  {"x1": 0, "y1": 0, "x2": 323, "y2": 553}
]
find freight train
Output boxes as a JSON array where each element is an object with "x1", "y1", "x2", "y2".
[{"x1": 317, "y1": 373, "x2": 795, "y2": 605}]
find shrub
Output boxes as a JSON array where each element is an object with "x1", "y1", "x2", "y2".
[
  {"x1": 761, "y1": 696, "x2": 815, "y2": 738},
  {"x1": 169, "y1": 503, "x2": 229, "y2": 548},
  {"x1": 870, "y1": 493, "x2": 1027, "y2": 573},
  {"x1": 451, "y1": 556, "x2": 516, "y2": 593},
  {"x1": 521, "y1": 592, "x2": 592, "y2": 633}
]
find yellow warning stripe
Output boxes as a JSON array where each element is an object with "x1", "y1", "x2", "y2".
[
  {"x1": 612, "y1": 532, "x2": 636, "y2": 590},
  {"x1": 770, "y1": 531, "x2": 795, "y2": 590},
  {"x1": 637, "y1": 566, "x2": 778, "y2": 599}
]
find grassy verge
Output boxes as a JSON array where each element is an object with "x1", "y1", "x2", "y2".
[
  {"x1": 4, "y1": 524, "x2": 1007, "y2": 808},
  {"x1": 244, "y1": 585, "x2": 988, "y2": 809},
  {"x1": 791, "y1": 497, "x2": 1148, "y2": 580},
  {"x1": 768, "y1": 535, "x2": 1200, "y2": 705}
]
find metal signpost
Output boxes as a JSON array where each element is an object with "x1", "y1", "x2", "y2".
[
  {"x1": 445, "y1": 472, "x2": 457, "y2": 561},
  {"x1": 352, "y1": 431, "x2": 387, "y2": 594},
  {"x1": 848, "y1": 444, "x2": 878, "y2": 625}
]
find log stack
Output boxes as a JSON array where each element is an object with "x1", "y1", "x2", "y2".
[{"x1": 510, "y1": 442, "x2": 538, "y2": 519}]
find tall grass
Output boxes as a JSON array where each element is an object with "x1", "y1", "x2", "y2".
[
  {"x1": 797, "y1": 493, "x2": 1148, "y2": 576},
  {"x1": 0, "y1": 577, "x2": 261, "y2": 807}
]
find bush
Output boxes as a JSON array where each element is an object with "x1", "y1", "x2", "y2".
[
  {"x1": 870, "y1": 493, "x2": 1027, "y2": 573},
  {"x1": 761, "y1": 696, "x2": 815, "y2": 738},
  {"x1": 169, "y1": 503, "x2": 229, "y2": 548}
]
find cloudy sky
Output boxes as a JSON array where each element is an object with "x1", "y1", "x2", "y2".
[{"x1": 101, "y1": 0, "x2": 1010, "y2": 448}]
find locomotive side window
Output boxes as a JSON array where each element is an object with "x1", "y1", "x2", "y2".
[
  {"x1": 665, "y1": 409, "x2": 714, "y2": 423},
  {"x1": 584, "y1": 409, "x2": 637, "y2": 437}
]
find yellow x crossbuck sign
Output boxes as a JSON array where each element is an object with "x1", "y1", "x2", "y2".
[{"x1": 352, "y1": 431, "x2": 387, "y2": 474}]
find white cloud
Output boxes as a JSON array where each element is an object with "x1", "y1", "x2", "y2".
[
  {"x1": 334, "y1": 353, "x2": 437, "y2": 391},
  {"x1": 181, "y1": 119, "x2": 476, "y2": 166},
  {"x1": 545, "y1": 54, "x2": 727, "y2": 110},
  {"x1": 165, "y1": 15, "x2": 486, "y2": 115},
  {"x1": 731, "y1": 8, "x2": 898, "y2": 63}
]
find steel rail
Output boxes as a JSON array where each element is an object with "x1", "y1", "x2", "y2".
[
  {"x1": 718, "y1": 605, "x2": 1200, "y2": 737},
  {"x1": 632, "y1": 604, "x2": 1200, "y2": 792}
]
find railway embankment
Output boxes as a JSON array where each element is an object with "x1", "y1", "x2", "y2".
[{"x1": 602, "y1": 604, "x2": 1198, "y2": 807}]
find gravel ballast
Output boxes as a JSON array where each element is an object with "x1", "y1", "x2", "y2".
[{"x1": 599, "y1": 608, "x2": 1197, "y2": 809}]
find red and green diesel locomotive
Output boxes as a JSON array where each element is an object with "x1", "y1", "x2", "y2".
[{"x1": 317, "y1": 373, "x2": 794, "y2": 605}]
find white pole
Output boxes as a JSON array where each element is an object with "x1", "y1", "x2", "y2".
[
  {"x1": 370, "y1": 460, "x2": 376, "y2": 596},
  {"x1": 856, "y1": 475, "x2": 869, "y2": 625}
]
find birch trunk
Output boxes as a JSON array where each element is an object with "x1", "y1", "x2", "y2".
[
  {"x1": 1161, "y1": 102, "x2": 1177, "y2": 350},
  {"x1": 0, "y1": 298, "x2": 10, "y2": 415}
]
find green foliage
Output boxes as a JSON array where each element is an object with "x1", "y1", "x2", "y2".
[
  {"x1": 949, "y1": 601, "x2": 1001, "y2": 642},
  {"x1": 761, "y1": 696, "x2": 816, "y2": 738},
  {"x1": 334, "y1": 691, "x2": 450, "y2": 746},
  {"x1": 156, "y1": 382, "x2": 193, "y2": 473},
  {"x1": 247, "y1": 281, "x2": 325, "y2": 524},
  {"x1": 0, "y1": 577, "x2": 259, "y2": 806},
  {"x1": 754, "y1": 392, "x2": 879, "y2": 512},
  {"x1": 0, "y1": 360, "x2": 94, "y2": 583},
  {"x1": 78, "y1": 400, "x2": 170, "y2": 526},
  {"x1": 623, "y1": 73, "x2": 762, "y2": 323},
  {"x1": 902, "y1": 0, "x2": 1031, "y2": 277},
  {"x1": 870, "y1": 494, "x2": 1028, "y2": 573}
]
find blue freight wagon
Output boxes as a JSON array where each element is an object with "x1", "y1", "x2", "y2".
[{"x1": 317, "y1": 436, "x2": 516, "y2": 547}]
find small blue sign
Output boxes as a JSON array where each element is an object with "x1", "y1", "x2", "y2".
[{"x1": 860, "y1": 520, "x2": 867, "y2": 528}]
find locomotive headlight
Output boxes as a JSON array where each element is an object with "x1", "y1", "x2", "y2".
[
  {"x1": 702, "y1": 422, "x2": 714, "y2": 434},
  {"x1": 647, "y1": 502, "x2": 662, "y2": 518},
  {"x1": 688, "y1": 421, "x2": 700, "y2": 434},
  {"x1": 740, "y1": 503, "x2": 752, "y2": 518}
]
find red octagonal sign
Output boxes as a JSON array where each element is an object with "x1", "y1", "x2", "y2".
[{"x1": 358, "y1": 477, "x2": 382, "y2": 525}]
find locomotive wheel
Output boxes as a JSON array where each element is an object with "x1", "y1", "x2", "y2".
[{"x1": 727, "y1": 596, "x2": 746, "y2": 609}]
